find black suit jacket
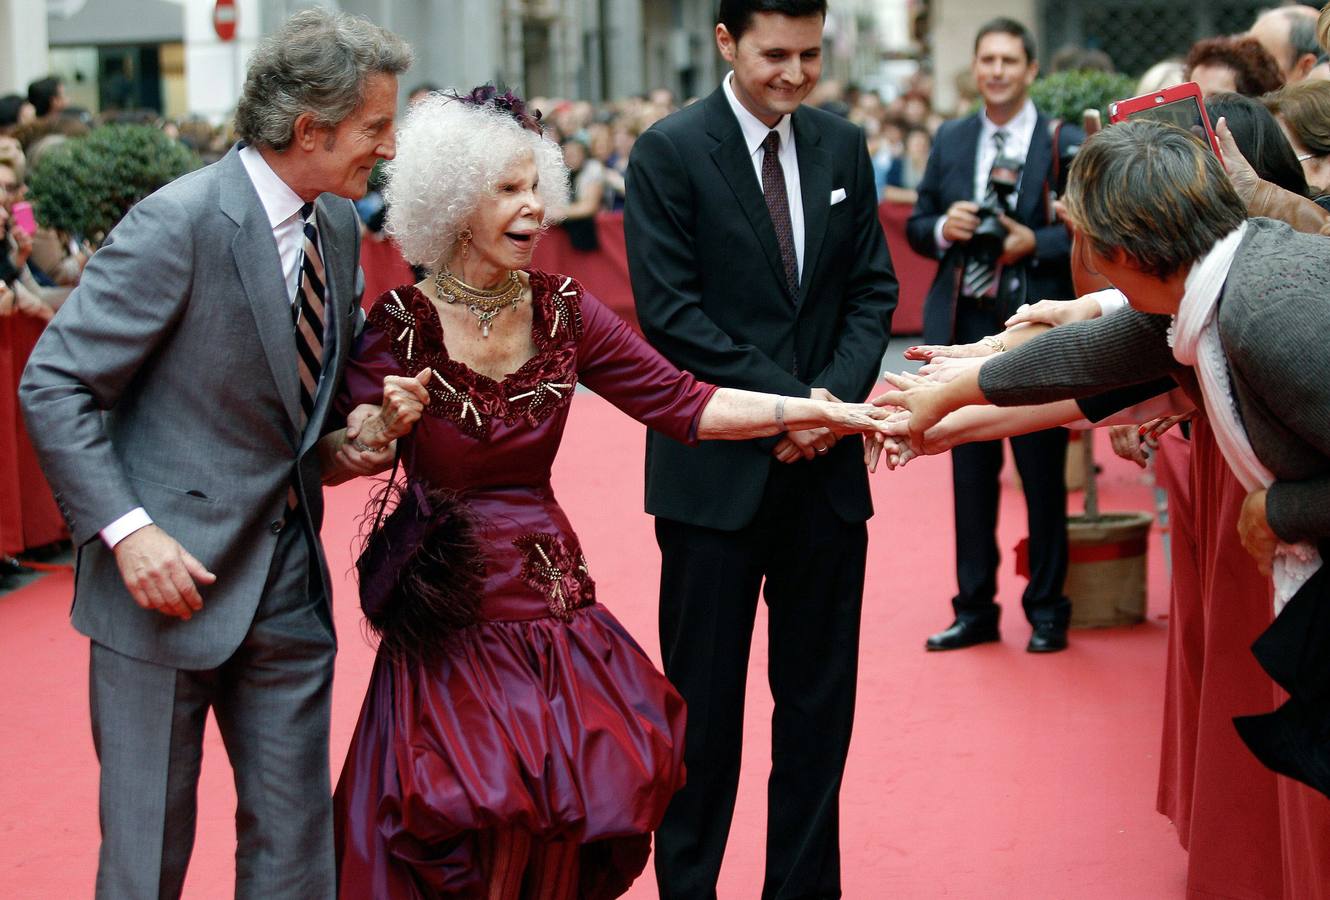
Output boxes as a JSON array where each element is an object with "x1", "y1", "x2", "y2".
[
  {"x1": 906, "y1": 110, "x2": 1081, "y2": 344},
  {"x1": 625, "y1": 86, "x2": 897, "y2": 531}
]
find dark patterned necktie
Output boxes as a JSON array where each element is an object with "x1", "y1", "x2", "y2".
[
  {"x1": 294, "y1": 201, "x2": 325, "y2": 427},
  {"x1": 761, "y1": 130, "x2": 800, "y2": 299},
  {"x1": 961, "y1": 129, "x2": 1009, "y2": 300}
]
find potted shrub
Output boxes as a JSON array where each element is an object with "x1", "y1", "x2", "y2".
[
  {"x1": 27, "y1": 124, "x2": 199, "y2": 247},
  {"x1": 1029, "y1": 69, "x2": 1139, "y2": 125},
  {"x1": 1064, "y1": 434, "x2": 1155, "y2": 627}
]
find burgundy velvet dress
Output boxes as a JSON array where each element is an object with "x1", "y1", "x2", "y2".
[{"x1": 333, "y1": 271, "x2": 716, "y2": 898}]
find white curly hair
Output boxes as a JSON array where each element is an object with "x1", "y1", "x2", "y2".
[{"x1": 384, "y1": 91, "x2": 570, "y2": 269}]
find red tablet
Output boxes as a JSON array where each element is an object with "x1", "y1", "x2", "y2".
[{"x1": 1108, "y1": 81, "x2": 1223, "y2": 158}]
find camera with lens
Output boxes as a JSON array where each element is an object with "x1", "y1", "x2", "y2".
[{"x1": 967, "y1": 156, "x2": 1023, "y2": 266}]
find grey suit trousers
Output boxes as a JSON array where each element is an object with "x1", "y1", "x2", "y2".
[{"x1": 89, "y1": 524, "x2": 336, "y2": 900}]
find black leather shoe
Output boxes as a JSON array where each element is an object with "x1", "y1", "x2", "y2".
[
  {"x1": 926, "y1": 619, "x2": 1000, "y2": 651},
  {"x1": 1026, "y1": 622, "x2": 1069, "y2": 653}
]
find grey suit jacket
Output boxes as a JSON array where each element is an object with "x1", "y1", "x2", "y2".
[
  {"x1": 977, "y1": 218, "x2": 1330, "y2": 544},
  {"x1": 19, "y1": 144, "x2": 363, "y2": 670}
]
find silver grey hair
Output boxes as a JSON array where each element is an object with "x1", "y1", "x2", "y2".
[
  {"x1": 234, "y1": 8, "x2": 412, "y2": 151},
  {"x1": 384, "y1": 93, "x2": 571, "y2": 270}
]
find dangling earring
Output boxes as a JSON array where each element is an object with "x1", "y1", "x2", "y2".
[{"x1": 458, "y1": 227, "x2": 472, "y2": 264}]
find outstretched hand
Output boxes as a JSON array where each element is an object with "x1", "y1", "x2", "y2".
[
  {"x1": 870, "y1": 371, "x2": 954, "y2": 447},
  {"x1": 1216, "y1": 117, "x2": 1257, "y2": 206},
  {"x1": 917, "y1": 354, "x2": 985, "y2": 384},
  {"x1": 816, "y1": 401, "x2": 898, "y2": 436},
  {"x1": 904, "y1": 341, "x2": 996, "y2": 363},
  {"x1": 1004, "y1": 296, "x2": 1102, "y2": 329},
  {"x1": 864, "y1": 413, "x2": 918, "y2": 473}
]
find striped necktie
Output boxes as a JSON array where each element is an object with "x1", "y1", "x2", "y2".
[
  {"x1": 961, "y1": 129, "x2": 1009, "y2": 300},
  {"x1": 294, "y1": 201, "x2": 325, "y2": 427}
]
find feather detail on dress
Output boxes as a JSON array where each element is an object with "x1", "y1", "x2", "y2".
[{"x1": 356, "y1": 478, "x2": 488, "y2": 665}]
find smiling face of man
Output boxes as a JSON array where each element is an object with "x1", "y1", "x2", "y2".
[
  {"x1": 300, "y1": 72, "x2": 399, "y2": 201},
  {"x1": 972, "y1": 31, "x2": 1038, "y2": 118},
  {"x1": 717, "y1": 12, "x2": 825, "y2": 128}
]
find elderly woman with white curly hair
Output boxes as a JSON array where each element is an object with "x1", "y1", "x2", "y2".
[{"x1": 330, "y1": 86, "x2": 892, "y2": 899}]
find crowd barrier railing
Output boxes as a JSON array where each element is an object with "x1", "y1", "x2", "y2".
[{"x1": 0, "y1": 315, "x2": 68, "y2": 557}]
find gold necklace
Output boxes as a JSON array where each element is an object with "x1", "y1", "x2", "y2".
[{"x1": 432, "y1": 267, "x2": 524, "y2": 338}]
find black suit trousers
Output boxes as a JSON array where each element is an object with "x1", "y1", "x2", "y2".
[
  {"x1": 653, "y1": 461, "x2": 867, "y2": 900},
  {"x1": 949, "y1": 302, "x2": 1070, "y2": 627}
]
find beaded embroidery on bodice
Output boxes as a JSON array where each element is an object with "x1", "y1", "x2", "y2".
[{"x1": 367, "y1": 271, "x2": 586, "y2": 440}]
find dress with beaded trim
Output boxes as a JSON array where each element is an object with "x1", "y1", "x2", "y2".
[{"x1": 332, "y1": 271, "x2": 716, "y2": 898}]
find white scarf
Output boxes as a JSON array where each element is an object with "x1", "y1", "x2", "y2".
[{"x1": 1170, "y1": 222, "x2": 1322, "y2": 613}]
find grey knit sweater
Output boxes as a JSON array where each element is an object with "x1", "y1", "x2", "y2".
[{"x1": 979, "y1": 218, "x2": 1330, "y2": 544}]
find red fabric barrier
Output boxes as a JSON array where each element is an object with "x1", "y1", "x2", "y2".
[
  {"x1": 0, "y1": 317, "x2": 24, "y2": 555},
  {"x1": 1, "y1": 314, "x2": 67, "y2": 555},
  {"x1": 357, "y1": 207, "x2": 937, "y2": 339},
  {"x1": 530, "y1": 214, "x2": 641, "y2": 333},
  {"x1": 358, "y1": 232, "x2": 416, "y2": 311},
  {"x1": 877, "y1": 201, "x2": 936, "y2": 336}
]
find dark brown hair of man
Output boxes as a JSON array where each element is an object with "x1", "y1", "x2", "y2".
[
  {"x1": 1063, "y1": 119, "x2": 1247, "y2": 279},
  {"x1": 717, "y1": 0, "x2": 827, "y2": 41}
]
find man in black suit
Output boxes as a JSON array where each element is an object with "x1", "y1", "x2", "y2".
[
  {"x1": 906, "y1": 17, "x2": 1080, "y2": 654},
  {"x1": 625, "y1": 2, "x2": 896, "y2": 896}
]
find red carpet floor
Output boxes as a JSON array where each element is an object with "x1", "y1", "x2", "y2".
[{"x1": 0, "y1": 393, "x2": 1186, "y2": 897}]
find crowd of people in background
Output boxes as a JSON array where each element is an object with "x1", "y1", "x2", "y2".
[
  {"x1": 3, "y1": 3, "x2": 1330, "y2": 896},
  {"x1": 2, "y1": 9, "x2": 1328, "y2": 577},
  {"x1": 6, "y1": 7, "x2": 1330, "y2": 260}
]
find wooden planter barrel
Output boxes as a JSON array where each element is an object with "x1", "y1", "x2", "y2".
[
  {"x1": 1015, "y1": 510, "x2": 1154, "y2": 628},
  {"x1": 1065, "y1": 512, "x2": 1154, "y2": 628}
]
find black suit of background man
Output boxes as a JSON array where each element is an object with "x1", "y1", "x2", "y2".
[
  {"x1": 625, "y1": 5, "x2": 896, "y2": 896},
  {"x1": 906, "y1": 18, "x2": 1081, "y2": 652}
]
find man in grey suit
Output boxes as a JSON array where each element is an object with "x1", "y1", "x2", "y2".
[{"x1": 19, "y1": 11, "x2": 411, "y2": 898}]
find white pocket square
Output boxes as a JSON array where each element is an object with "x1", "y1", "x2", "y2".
[{"x1": 830, "y1": 188, "x2": 847, "y2": 205}]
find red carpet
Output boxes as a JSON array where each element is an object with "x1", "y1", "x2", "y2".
[{"x1": 0, "y1": 394, "x2": 1185, "y2": 897}]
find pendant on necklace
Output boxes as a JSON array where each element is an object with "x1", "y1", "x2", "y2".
[{"x1": 472, "y1": 304, "x2": 500, "y2": 338}]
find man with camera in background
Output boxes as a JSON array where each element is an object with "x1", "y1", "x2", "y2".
[{"x1": 906, "y1": 17, "x2": 1081, "y2": 654}]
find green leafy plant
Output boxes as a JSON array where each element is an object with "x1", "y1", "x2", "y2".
[
  {"x1": 27, "y1": 124, "x2": 199, "y2": 245},
  {"x1": 1029, "y1": 69, "x2": 1139, "y2": 125}
]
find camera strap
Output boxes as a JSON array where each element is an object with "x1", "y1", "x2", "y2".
[{"x1": 1045, "y1": 117, "x2": 1067, "y2": 224}]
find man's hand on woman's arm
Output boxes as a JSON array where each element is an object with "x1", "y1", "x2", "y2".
[{"x1": 320, "y1": 369, "x2": 433, "y2": 484}]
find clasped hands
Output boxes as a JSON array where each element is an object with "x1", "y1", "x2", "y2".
[
  {"x1": 114, "y1": 369, "x2": 435, "y2": 621},
  {"x1": 331, "y1": 367, "x2": 434, "y2": 477},
  {"x1": 774, "y1": 387, "x2": 840, "y2": 463},
  {"x1": 772, "y1": 387, "x2": 914, "y2": 463}
]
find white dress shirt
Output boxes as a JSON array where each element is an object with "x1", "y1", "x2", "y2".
[
  {"x1": 723, "y1": 71, "x2": 806, "y2": 279},
  {"x1": 240, "y1": 144, "x2": 315, "y2": 305},
  {"x1": 101, "y1": 147, "x2": 316, "y2": 549},
  {"x1": 935, "y1": 99, "x2": 1039, "y2": 251}
]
